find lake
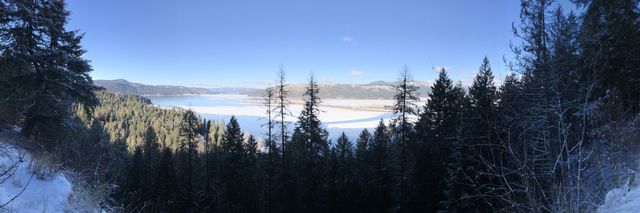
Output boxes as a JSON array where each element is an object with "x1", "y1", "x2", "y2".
[{"x1": 147, "y1": 95, "x2": 395, "y2": 142}]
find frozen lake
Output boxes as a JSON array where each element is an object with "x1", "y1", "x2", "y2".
[{"x1": 147, "y1": 95, "x2": 395, "y2": 141}]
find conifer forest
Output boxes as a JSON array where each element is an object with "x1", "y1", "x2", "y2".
[{"x1": 1, "y1": 0, "x2": 640, "y2": 212}]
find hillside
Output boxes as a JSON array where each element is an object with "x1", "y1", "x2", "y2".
[
  {"x1": 248, "y1": 81, "x2": 432, "y2": 99},
  {"x1": 96, "y1": 79, "x2": 433, "y2": 99},
  {"x1": 95, "y1": 79, "x2": 214, "y2": 95}
]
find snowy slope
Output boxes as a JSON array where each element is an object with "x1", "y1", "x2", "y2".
[
  {"x1": 0, "y1": 142, "x2": 72, "y2": 212},
  {"x1": 599, "y1": 175, "x2": 640, "y2": 212}
]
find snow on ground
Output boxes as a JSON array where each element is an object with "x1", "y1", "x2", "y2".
[
  {"x1": 322, "y1": 99, "x2": 426, "y2": 109},
  {"x1": 0, "y1": 142, "x2": 71, "y2": 212},
  {"x1": 599, "y1": 175, "x2": 640, "y2": 212},
  {"x1": 152, "y1": 95, "x2": 412, "y2": 139},
  {"x1": 179, "y1": 105, "x2": 268, "y2": 118},
  {"x1": 319, "y1": 99, "x2": 393, "y2": 110},
  {"x1": 177, "y1": 103, "x2": 394, "y2": 129},
  {"x1": 325, "y1": 119, "x2": 383, "y2": 129}
]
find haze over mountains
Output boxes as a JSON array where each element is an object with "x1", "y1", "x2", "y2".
[{"x1": 95, "y1": 79, "x2": 433, "y2": 99}]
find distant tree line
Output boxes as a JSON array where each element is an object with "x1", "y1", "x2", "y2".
[{"x1": 1, "y1": 0, "x2": 640, "y2": 212}]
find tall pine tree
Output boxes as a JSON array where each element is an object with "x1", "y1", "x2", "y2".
[
  {"x1": 0, "y1": 0, "x2": 98, "y2": 144},
  {"x1": 392, "y1": 66, "x2": 419, "y2": 212},
  {"x1": 413, "y1": 69, "x2": 465, "y2": 212},
  {"x1": 289, "y1": 74, "x2": 330, "y2": 212}
]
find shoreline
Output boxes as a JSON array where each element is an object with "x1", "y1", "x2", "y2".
[{"x1": 241, "y1": 98, "x2": 394, "y2": 112}]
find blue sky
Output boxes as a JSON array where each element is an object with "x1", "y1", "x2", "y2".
[{"x1": 66, "y1": 0, "x2": 522, "y2": 88}]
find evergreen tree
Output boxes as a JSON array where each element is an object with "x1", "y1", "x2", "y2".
[
  {"x1": 222, "y1": 116, "x2": 244, "y2": 154},
  {"x1": 289, "y1": 74, "x2": 330, "y2": 212},
  {"x1": 275, "y1": 66, "x2": 291, "y2": 157},
  {"x1": 392, "y1": 66, "x2": 420, "y2": 212},
  {"x1": 0, "y1": 0, "x2": 98, "y2": 143},
  {"x1": 497, "y1": 74, "x2": 524, "y2": 139},
  {"x1": 263, "y1": 87, "x2": 277, "y2": 154},
  {"x1": 262, "y1": 86, "x2": 283, "y2": 212},
  {"x1": 514, "y1": 0, "x2": 557, "y2": 210},
  {"x1": 219, "y1": 116, "x2": 252, "y2": 212},
  {"x1": 468, "y1": 57, "x2": 497, "y2": 129},
  {"x1": 291, "y1": 74, "x2": 328, "y2": 153},
  {"x1": 245, "y1": 134, "x2": 261, "y2": 212},
  {"x1": 246, "y1": 134, "x2": 258, "y2": 156},
  {"x1": 329, "y1": 132, "x2": 355, "y2": 212},
  {"x1": 10, "y1": 0, "x2": 638, "y2": 211},
  {"x1": 413, "y1": 69, "x2": 465, "y2": 212},
  {"x1": 393, "y1": 66, "x2": 420, "y2": 141},
  {"x1": 369, "y1": 120, "x2": 393, "y2": 212},
  {"x1": 261, "y1": 86, "x2": 283, "y2": 211},
  {"x1": 354, "y1": 129, "x2": 372, "y2": 209},
  {"x1": 142, "y1": 126, "x2": 161, "y2": 207},
  {"x1": 156, "y1": 147, "x2": 178, "y2": 211},
  {"x1": 123, "y1": 147, "x2": 145, "y2": 211},
  {"x1": 577, "y1": 0, "x2": 640, "y2": 113},
  {"x1": 176, "y1": 110, "x2": 200, "y2": 211},
  {"x1": 450, "y1": 57, "x2": 500, "y2": 211}
]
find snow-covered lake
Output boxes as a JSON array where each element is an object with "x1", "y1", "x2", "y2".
[{"x1": 148, "y1": 95, "x2": 395, "y2": 141}]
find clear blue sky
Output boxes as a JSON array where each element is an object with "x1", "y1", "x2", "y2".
[{"x1": 66, "y1": 0, "x2": 522, "y2": 88}]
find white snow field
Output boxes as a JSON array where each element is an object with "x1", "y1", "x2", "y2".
[
  {"x1": 599, "y1": 175, "x2": 640, "y2": 212},
  {"x1": 150, "y1": 95, "x2": 420, "y2": 140},
  {"x1": 0, "y1": 141, "x2": 71, "y2": 212},
  {"x1": 178, "y1": 103, "x2": 392, "y2": 129}
]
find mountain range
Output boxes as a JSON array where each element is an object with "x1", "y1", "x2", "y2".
[{"x1": 95, "y1": 79, "x2": 432, "y2": 99}]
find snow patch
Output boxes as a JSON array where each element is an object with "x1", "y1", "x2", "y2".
[
  {"x1": 599, "y1": 175, "x2": 640, "y2": 213},
  {"x1": 176, "y1": 103, "x2": 393, "y2": 128},
  {"x1": 0, "y1": 143, "x2": 72, "y2": 212}
]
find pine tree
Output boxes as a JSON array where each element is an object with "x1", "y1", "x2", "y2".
[
  {"x1": 142, "y1": 126, "x2": 161, "y2": 207},
  {"x1": 219, "y1": 116, "x2": 250, "y2": 212},
  {"x1": 156, "y1": 147, "x2": 178, "y2": 211},
  {"x1": 292, "y1": 74, "x2": 328, "y2": 153},
  {"x1": 451, "y1": 57, "x2": 500, "y2": 211},
  {"x1": 123, "y1": 147, "x2": 145, "y2": 211},
  {"x1": 392, "y1": 66, "x2": 420, "y2": 212},
  {"x1": 329, "y1": 132, "x2": 355, "y2": 212},
  {"x1": 370, "y1": 120, "x2": 393, "y2": 212},
  {"x1": 261, "y1": 86, "x2": 283, "y2": 211},
  {"x1": 275, "y1": 66, "x2": 291, "y2": 158},
  {"x1": 176, "y1": 110, "x2": 200, "y2": 211},
  {"x1": 260, "y1": 88, "x2": 283, "y2": 212},
  {"x1": 0, "y1": 0, "x2": 98, "y2": 143},
  {"x1": 245, "y1": 134, "x2": 261, "y2": 212},
  {"x1": 413, "y1": 68, "x2": 465, "y2": 212},
  {"x1": 263, "y1": 87, "x2": 277, "y2": 154},
  {"x1": 222, "y1": 116, "x2": 245, "y2": 154},
  {"x1": 289, "y1": 74, "x2": 330, "y2": 212},
  {"x1": 468, "y1": 57, "x2": 497, "y2": 127},
  {"x1": 514, "y1": 0, "x2": 556, "y2": 210},
  {"x1": 393, "y1": 66, "x2": 420, "y2": 142},
  {"x1": 212, "y1": 120, "x2": 225, "y2": 151},
  {"x1": 245, "y1": 134, "x2": 258, "y2": 156},
  {"x1": 577, "y1": 0, "x2": 640, "y2": 113},
  {"x1": 354, "y1": 129, "x2": 372, "y2": 210}
]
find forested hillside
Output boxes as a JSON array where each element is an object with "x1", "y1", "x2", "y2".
[
  {"x1": 97, "y1": 78, "x2": 432, "y2": 100},
  {"x1": 95, "y1": 79, "x2": 214, "y2": 96},
  {"x1": 247, "y1": 81, "x2": 433, "y2": 99},
  {"x1": 1, "y1": 0, "x2": 639, "y2": 212}
]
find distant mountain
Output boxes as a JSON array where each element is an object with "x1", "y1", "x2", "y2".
[
  {"x1": 95, "y1": 79, "x2": 214, "y2": 95},
  {"x1": 95, "y1": 79, "x2": 432, "y2": 99},
  {"x1": 364, "y1": 81, "x2": 396, "y2": 87},
  {"x1": 209, "y1": 87, "x2": 263, "y2": 95},
  {"x1": 248, "y1": 81, "x2": 432, "y2": 99}
]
